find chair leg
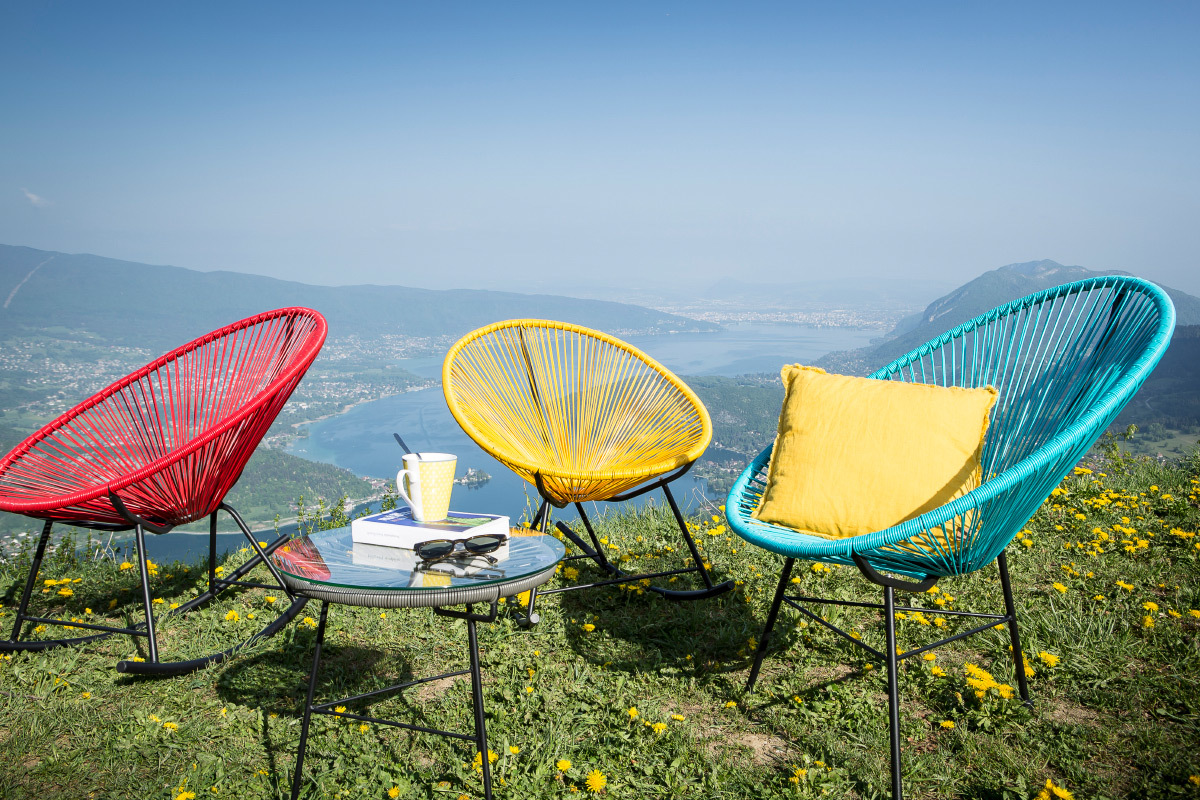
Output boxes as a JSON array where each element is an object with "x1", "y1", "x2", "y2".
[
  {"x1": 208, "y1": 511, "x2": 219, "y2": 593},
  {"x1": 997, "y1": 552, "x2": 1031, "y2": 706},
  {"x1": 133, "y1": 523, "x2": 159, "y2": 664},
  {"x1": 661, "y1": 484, "x2": 715, "y2": 590},
  {"x1": 7, "y1": 520, "x2": 54, "y2": 643},
  {"x1": 883, "y1": 586, "x2": 903, "y2": 800},
  {"x1": 746, "y1": 557, "x2": 795, "y2": 693},
  {"x1": 573, "y1": 504, "x2": 612, "y2": 570}
]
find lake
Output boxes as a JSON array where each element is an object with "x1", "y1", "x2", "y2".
[
  {"x1": 286, "y1": 322, "x2": 873, "y2": 517},
  {"x1": 134, "y1": 323, "x2": 875, "y2": 564}
]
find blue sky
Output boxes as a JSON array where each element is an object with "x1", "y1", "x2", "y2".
[{"x1": 2, "y1": 2, "x2": 1198, "y2": 294}]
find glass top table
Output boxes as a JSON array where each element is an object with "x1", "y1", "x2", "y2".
[
  {"x1": 270, "y1": 526, "x2": 566, "y2": 608},
  {"x1": 275, "y1": 526, "x2": 563, "y2": 800}
]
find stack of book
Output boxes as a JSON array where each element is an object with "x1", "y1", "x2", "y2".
[{"x1": 350, "y1": 507, "x2": 510, "y2": 551}]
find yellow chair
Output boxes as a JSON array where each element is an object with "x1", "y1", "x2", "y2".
[{"x1": 443, "y1": 319, "x2": 733, "y2": 618}]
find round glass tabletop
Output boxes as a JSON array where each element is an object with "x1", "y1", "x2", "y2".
[{"x1": 270, "y1": 526, "x2": 565, "y2": 602}]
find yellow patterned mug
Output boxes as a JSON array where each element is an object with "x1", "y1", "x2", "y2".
[{"x1": 396, "y1": 453, "x2": 457, "y2": 522}]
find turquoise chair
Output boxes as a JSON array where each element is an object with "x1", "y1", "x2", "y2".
[{"x1": 725, "y1": 276, "x2": 1175, "y2": 798}]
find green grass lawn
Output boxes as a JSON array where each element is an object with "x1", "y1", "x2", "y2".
[{"x1": 1, "y1": 450, "x2": 1199, "y2": 800}]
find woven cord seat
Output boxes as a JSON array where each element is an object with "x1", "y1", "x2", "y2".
[
  {"x1": 725, "y1": 276, "x2": 1175, "y2": 798},
  {"x1": 0, "y1": 307, "x2": 327, "y2": 675},
  {"x1": 444, "y1": 320, "x2": 733, "y2": 620}
]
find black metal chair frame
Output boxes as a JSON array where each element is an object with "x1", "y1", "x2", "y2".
[
  {"x1": 519, "y1": 463, "x2": 733, "y2": 625},
  {"x1": 746, "y1": 552, "x2": 1030, "y2": 798},
  {"x1": 2, "y1": 500, "x2": 309, "y2": 676}
]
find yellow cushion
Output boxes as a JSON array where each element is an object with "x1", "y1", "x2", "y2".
[{"x1": 752, "y1": 365, "x2": 997, "y2": 540}]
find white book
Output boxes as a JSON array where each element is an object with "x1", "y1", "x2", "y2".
[{"x1": 350, "y1": 507, "x2": 510, "y2": 550}]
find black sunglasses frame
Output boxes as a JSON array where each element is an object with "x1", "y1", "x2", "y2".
[{"x1": 413, "y1": 534, "x2": 509, "y2": 564}]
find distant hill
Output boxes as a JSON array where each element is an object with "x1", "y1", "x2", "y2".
[
  {"x1": 1115, "y1": 324, "x2": 1200, "y2": 433},
  {"x1": 0, "y1": 245, "x2": 716, "y2": 351},
  {"x1": 818, "y1": 260, "x2": 1200, "y2": 375}
]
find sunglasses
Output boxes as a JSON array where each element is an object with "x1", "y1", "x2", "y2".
[{"x1": 413, "y1": 534, "x2": 509, "y2": 564}]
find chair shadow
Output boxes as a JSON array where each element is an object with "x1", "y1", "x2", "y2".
[{"x1": 549, "y1": 560, "x2": 777, "y2": 682}]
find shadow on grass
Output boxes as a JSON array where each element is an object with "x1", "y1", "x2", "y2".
[
  {"x1": 1, "y1": 545, "x2": 300, "y2": 667},
  {"x1": 549, "y1": 559, "x2": 774, "y2": 680}
]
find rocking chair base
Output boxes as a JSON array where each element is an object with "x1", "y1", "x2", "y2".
[
  {"x1": 548, "y1": 518, "x2": 733, "y2": 601},
  {"x1": 117, "y1": 594, "x2": 308, "y2": 675},
  {"x1": 4, "y1": 509, "x2": 306, "y2": 677}
]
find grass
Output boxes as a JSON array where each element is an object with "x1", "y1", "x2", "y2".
[{"x1": 1, "y1": 450, "x2": 1199, "y2": 800}]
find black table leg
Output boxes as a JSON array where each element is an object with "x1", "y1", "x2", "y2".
[
  {"x1": 291, "y1": 601, "x2": 330, "y2": 800},
  {"x1": 467, "y1": 614, "x2": 493, "y2": 800}
]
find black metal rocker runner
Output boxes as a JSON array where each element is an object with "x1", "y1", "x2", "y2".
[{"x1": 1, "y1": 501, "x2": 309, "y2": 676}]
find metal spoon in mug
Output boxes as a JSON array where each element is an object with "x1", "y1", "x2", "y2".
[{"x1": 393, "y1": 433, "x2": 416, "y2": 457}]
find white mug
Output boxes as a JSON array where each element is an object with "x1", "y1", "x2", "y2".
[{"x1": 396, "y1": 452, "x2": 457, "y2": 521}]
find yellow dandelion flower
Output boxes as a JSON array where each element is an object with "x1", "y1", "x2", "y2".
[
  {"x1": 224, "y1": 610, "x2": 239, "y2": 622},
  {"x1": 585, "y1": 769, "x2": 607, "y2": 793},
  {"x1": 301, "y1": 616, "x2": 317, "y2": 628},
  {"x1": 509, "y1": 745, "x2": 520, "y2": 755},
  {"x1": 939, "y1": 720, "x2": 955, "y2": 729},
  {"x1": 358, "y1": 723, "x2": 369, "y2": 733},
  {"x1": 670, "y1": 713, "x2": 685, "y2": 721},
  {"x1": 163, "y1": 722, "x2": 178, "y2": 731},
  {"x1": 1037, "y1": 651, "x2": 1059, "y2": 667},
  {"x1": 652, "y1": 722, "x2": 667, "y2": 734},
  {"x1": 175, "y1": 793, "x2": 197, "y2": 800},
  {"x1": 1035, "y1": 778, "x2": 1075, "y2": 800},
  {"x1": 388, "y1": 788, "x2": 400, "y2": 799},
  {"x1": 581, "y1": 623, "x2": 596, "y2": 633},
  {"x1": 1143, "y1": 601, "x2": 1159, "y2": 612},
  {"x1": 1052, "y1": 583, "x2": 1067, "y2": 594},
  {"x1": 265, "y1": 596, "x2": 277, "y2": 604},
  {"x1": 556, "y1": 758, "x2": 572, "y2": 771},
  {"x1": 627, "y1": 707, "x2": 638, "y2": 720},
  {"x1": 334, "y1": 705, "x2": 347, "y2": 713},
  {"x1": 81, "y1": 691, "x2": 91, "y2": 699},
  {"x1": 724, "y1": 701, "x2": 737, "y2": 708},
  {"x1": 119, "y1": 561, "x2": 133, "y2": 570},
  {"x1": 1143, "y1": 615, "x2": 1155, "y2": 628}
]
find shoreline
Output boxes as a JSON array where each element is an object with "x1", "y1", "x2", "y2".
[{"x1": 266, "y1": 380, "x2": 437, "y2": 450}]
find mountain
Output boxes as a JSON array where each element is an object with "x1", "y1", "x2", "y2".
[
  {"x1": 0, "y1": 245, "x2": 716, "y2": 351},
  {"x1": 819, "y1": 260, "x2": 1200, "y2": 375}
]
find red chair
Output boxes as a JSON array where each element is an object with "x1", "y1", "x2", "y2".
[{"x1": 0, "y1": 307, "x2": 327, "y2": 675}]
